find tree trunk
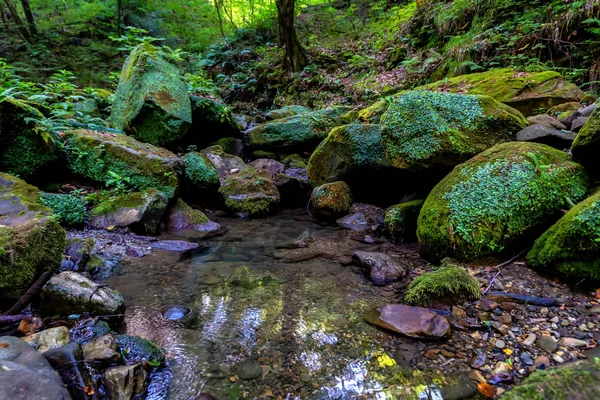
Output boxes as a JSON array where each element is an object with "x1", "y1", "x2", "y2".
[
  {"x1": 276, "y1": 0, "x2": 308, "y2": 73},
  {"x1": 19, "y1": 0, "x2": 36, "y2": 37},
  {"x1": 116, "y1": 0, "x2": 122, "y2": 34},
  {"x1": 214, "y1": 0, "x2": 225, "y2": 38},
  {"x1": 0, "y1": 4, "x2": 10, "y2": 34},
  {"x1": 3, "y1": 0, "x2": 31, "y2": 42}
]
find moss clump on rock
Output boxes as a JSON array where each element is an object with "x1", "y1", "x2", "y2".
[
  {"x1": 417, "y1": 142, "x2": 589, "y2": 261},
  {"x1": 527, "y1": 191, "x2": 600, "y2": 281},
  {"x1": 183, "y1": 151, "x2": 220, "y2": 189},
  {"x1": 40, "y1": 193, "x2": 87, "y2": 227},
  {"x1": 571, "y1": 107, "x2": 600, "y2": 174},
  {"x1": 219, "y1": 167, "x2": 280, "y2": 216},
  {"x1": 64, "y1": 129, "x2": 183, "y2": 198},
  {"x1": 108, "y1": 43, "x2": 192, "y2": 147},
  {"x1": 0, "y1": 173, "x2": 66, "y2": 306},
  {"x1": 404, "y1": 260, "x2": 481, "y2": 306},
  {"x1": 0, "y1": 98, "x2": 59, "y2": 179},
  {"x1": 500, "y1": 361, "x2": 600, "y2": 400},
  {"x1": 311, "y1": 181, "x2": 352, "y2": 218},
  {"x1": 307, "y1": 124, "x2": 389, "y2": 187},
  {"x1": 384, "y1": 200, "x2": 424, "y2": 243},
  {"x1": 418, "y1": 68, "x2": 584, "y2": 116},
  {"x1": 379, "y1": 91, "x2": 528, "y2": 171},
  {"x1": 114, "y1": 334, "x2": 165, "y2": 365},
  {"x1": 265, "y1": 105, "x2": 310, "y2": 120}
]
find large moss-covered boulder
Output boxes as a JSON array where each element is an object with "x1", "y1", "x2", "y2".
[
  {"x1": 0, "y1": 173, "x2": 66, "y2": 307},
  {"x1": 418, "y1": 68, "x2": 585, "y2": 116},
  {"x1": 182, "y1": 151, "x2": 220, "y2": 191},
  {"x1": 384, "y1": 200, "x2": 424, "y2": 243},
  {"x1": 200, "y1": 145, "x2": 248, "y2": 183},
  {"x1": 417, "y1": 142, "x2": 589, "y2": 261},
  {"x1": 0, "y1": 98, "x2": 59, "y2": 179},
  {"x1": 90, "y1": 189, "x2": 168, "y2": 235},
  {"x1": 219, "y1": 168, "x2": 280, "y2": 216},
  {"x1": 167, "y1": 198, "x2": 220, "y2": 232},
  {"x1": 501, "y1": 361, "x2": 600, "y2": 400},
  {"x1": 245, "y1": 106, "x2": 351, "y2": 153},
  {"x1": 380, "y1": 91, "x2": 528, "y2": 171},
  {"x1": 108, "y1": 44, "x2": 192, "y2": 147},
  {"x1": 526, "y1": 191, "x2": 600, "y2": 281},
  {"x1": 265, "y1": 105, "x2": 310, "y2": 120},
  {"x1": 311, "y1": 181, "x2": 353, "y2": 219},
  {"x1": 188, "y1": 96, "x2": 240, "y2": 148},
  {"x1": 571, "y1": 108, "x2": 600, "y2": 175},
  {"x1": 64, "y1": 129, "x2": 183, "y2": 198},
  {"x1": 307, "y1": 124, "x2": 389, "y2": 186}
]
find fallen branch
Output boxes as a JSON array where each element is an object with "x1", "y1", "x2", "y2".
[
  {"x1": 482, "y1": 250, "x2": 528, "y2": 295},
  {"x1": 487, "y1": 292, "x2": 556, "y2": 307},
  {"x1": 0, "y1": 314, "x2": 30, "y2": 325},
  {"x1": 2, "y1": 271, "x2": 52, "y2": 316}
]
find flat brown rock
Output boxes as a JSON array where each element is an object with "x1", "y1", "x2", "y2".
[{"x1": 376, "y1": 304, "x2": 451, "y2": 338}]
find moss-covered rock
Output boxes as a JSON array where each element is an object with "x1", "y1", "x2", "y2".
[
  {"x1": 418, "y1": 68, "x2": 584, "y2": 116},
  {"x1": 188, "y1": 96, "x2": 240, "y2": 148},
  {"x1": 307, "y1": 124, "x2": 389, "y2": 186},
  {"x1": 64, "y1": 129, "x2": 183, "y2": 198},
  {"x1": 417, "y1": 142, "x2": 589, "y2": 261},
  {"x1": 500, "y1": 361, "x2": 600, "y2": 400},
  {"x1": 311, "y1": 181, "x2": 352, "y2": 219},
  {"x1": 0, "y1": 98, "x2": 59, "y2": 179},
  {"x1": 571, "y1": 107, "x2": 600, "y2": 175},
  {"x1": 209, "y1": 137, "x2": 244, "y2": 157},
  {"x1": 404, "y1": 260, "x2": 481, "y2": 306},
  {"x1": 40, "y1": 193, "x2": 87, "y2": 228},
  {"x1": 167, "y1": 198, "x2": 221, "y2": 232},
  {"x1": 380, "y1": 91, "x2": 528, "y2": 171},
  {"x1": 183, "y1": 151, "x2": 220, "y2": 191},
  {"x1": 114, "y1": 335, "x2": 165, "y2": 365},
  {"x1": 90, "y1": 189, "x2": 168, "y2": 235},
  {"x1": 265, "y1": 105, "x2": 310, "y2": 120},
  {"x1": 200, "y1": 145, "x2": 248, "y2": 182},
  {"x1": 281, "y1": 154, "x2": 307, "y2": 169},
  {"x1": 384, "y1": 200, "x2": 424, "y2": 243},
  {"x1": 108, "y1": 44, "x2": 192, "y2": 147},
  {"x1": 219, "y1": 167, "x2": 280, "y2": 216},
  {"x1": 245, "y1": 106, "x2": 351, "y2": 153},
  {"x1": 0, "y1": 173, "x2": 66, "y2": 307},
  {"x1": 526, "y1": 191, "x2": 600, "y2": 281}
]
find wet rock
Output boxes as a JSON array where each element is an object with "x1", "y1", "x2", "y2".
[
  {"x1": 44, "y1": 343, "x2": 98, "y2": 400},
  {"x1": 384, "y1": 200, "x2": 424, "y2": 243},
  {"x1": 440, "y1": 378, "x2": 478, "y2": 400},
  {"x1": 519, "y1": 351, "x2": 533, "y2": 366},
  {"x1": 105, "y1": 363, "x2": 147, "y2": 400},
  {"x1": 393, "y1": 343, "x2": 419, "y2": 370},
  {"x1": 219, "y1": 167, "x2": 280, "y2": 216},
  {"x1": 0, "y1": 173, "x2": 66, "y2": 305},
  {"x1": 536, "y1": 336, "x2": 558, "y2": 353},
  {"x1": 82, "y1": 334, "x2": 121, "y2": 366},
  {"x1": 40, "y1": 272, "x2": 125, "y2": 316},
  {"x1": 90, "y1": 189, "x2": 168, "y2": 235},
  {"x1": 274, "y1": 168, "x2": 311, "y2": 207},
  {"x1": 337, "y1": 213, "x2": 368, "y2": 232},
  {"x1": 516, "y1": 124, "x2": 576, "y2": 148},
  {"x1": 114, "y1": 335, "x2": 165, "y2": 365},
  {"x1": 352, "y1": 251, "x2": 410, "y2": 285},
  {"x1": 161, "y1": 305, "x2": 192, "y2": 321},
  {"x1": 167, "y1": 198, "x2": 221, "y2": 233},
  {"x1": 311, "y1": 181, "x2": 352, "y2": 220},
  {"x1": 366, "y1": 304, "x2": 451, "y2": 338},
  {"x1": 523, "y1": 333, "x2": 537, "y2": 347},
  {"x1": 526, "y1": 114, "x2": 566, "y2": 130},
  {"x1": 236, "y1": 358, "x2": 262, "y2": 380},
  {"x1": 560, "y1": 337, "x2": 587, "y2": 347},
  {"x1": 0, "y1": 336, "x2": 71, "y2": 400},
  {"x1": 22, "y1": 327, "x2": 70, "y2": 353},
  {"x1": 70, "y1": 320, "x2": 113, "y2": 345},
  {"x1": 248, "y1": 159, "x2": 285, "y2": 178},
  {"x1": 151, "y1": 240, "x2": 199, "y2": 252}
]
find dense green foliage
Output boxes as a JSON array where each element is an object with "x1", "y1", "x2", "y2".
[{"x1": 40, "y1": 193, "x2": 87, "y2": 227}]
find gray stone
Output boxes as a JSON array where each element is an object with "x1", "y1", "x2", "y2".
[
  {"x1": 365, "y1": 304, "x2": 451, "y2": 338},
  {"x1": 248, "y1": 159, "x2": 285, "y2": 178},
  {"x1": 527, "y1": 114, "x2": 566, "y2": 130},
  {"x1": 516, "y1": 124, "x2": 576, "y2": 148},
  {"x1": 82, "y1": 334, "x2": 121, "y2": 366},
  {"x1": 523, "y1": 333, "x2": 537, "y2": 347},
  {"x1": 495, "y1": 339, "x2": 506, "y2": 349},
  {"x1": 536, "y1": 336, "x2": 558, "y2": 353},
  {"x1": 440, "y1": 378, "x2": 478, "y2": 400},
  {"x1": 520, "y1": 351, "x2": 534, "y2": 366},
  {"x1": 337, "y1": 213, "x2": 368, "y2": 232},
  {"x1": 44, "y1": 343, "x2": 98, "y2": 400},
  {"x1": 580, "y1": 103, "x2": 598, "y2": 117},
  {"x1": 353, "y1": 251, "x2": 411, "y2": 285},
  {"x1": 570, "y1": 116, "x2": 588, "y2": 132},
  {"x1": 200, "y1": 145, "x2": 248, "y2": 183},
  {"x1": 236, "y1": 358, "x2": 262, "y2": 380},
  {"x1": 105, "y1": 363, "x2": 147, "y2": 400},
  {"x1": 40, "y1": 272, "x2": 125, "y2": 316},
  {"x1": 560, "y1": 337, "x2": 588, "y2": 347},
  {"x1": 21, "y1": 326, "x2": 70, "y2": 353},
  {"x1": 0, "y1": 336, "x2": 71, "y2": 400}
]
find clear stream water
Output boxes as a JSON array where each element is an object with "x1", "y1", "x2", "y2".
[{"x1": 106, "y1": 212, "x2": 453, "y2": 400}]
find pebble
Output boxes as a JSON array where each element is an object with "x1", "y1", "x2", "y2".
[
  {"x1": 534, "y1": 355, "x2": 550, "y2": 370},
  {"x1": 520, "y1": 352, "x2": 533, "y2": 366},
  {"x1": 552, "y1": 354, "x2": 565, "y2": 363},
  {"x1": 300, "y1": 373, "x2": 311, "y2": 383},
  {"x1": 523, "y1": 333, "x2": 536, "y2": 346},
  {"x1": 495, "y1": 340, "x2": 506, "y2": 349},
  {"x1": 498, "y1": 314, "x2": 512, "y2": 324},
  {"x1": 536, "y1": 336, "x2": 557, "y2": 353},
  {"x1": 560, "y1": 337, "x2": 587, "y2": 347},
  {"x1": 236, "y1": 358, "x2": 262, "y2": 380}
]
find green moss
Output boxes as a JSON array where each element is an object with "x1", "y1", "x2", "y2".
[
  {"x1": 500, "y1": 361, "x2": 600, "y2": 400},
  {"x1": 571, "y1": 108, "x2": 600, "y2": 173},
  {"x1": 114, "y1": 334, "x2": 165, "y2": 365},
  {"x1": 311, "y1": 181, "x2": 352, "y2": 214},
  {"x1": 527, "y1": 191, "x2": 600, "y2": 281},
  {"x1": 108, "y1": 43, "x2": 192, "y2": 147},
  {"x1": 266, "y1": 105, "x2": 310, "y2": 120},
  {"x1": 219, "y1": 168, "x2": 280, "y2": 216},
  {"x1": 404, "y1": 262, "x2": 481, "y2": 306},
  {"x1": 169, "y1": 198, "x2": 209, "y2": 225},
  {"x1": 64, "y1": 129, "x2": 181, "y2": 198},
  {"x1": 417, "y1": 142, "x2": 589, "y2": 260},
  {"x1": 90, "y1": 189, "x2": 165, "y2": 217},
  {"x1": 0, "y1": 98, "x2": 58, "y2": 179},
  {"x1": 379, "y1": 91, "x2": 527, "y2": 170},
  {"x1": 308, "y1": 124, "x2": 388, "y2": 187},
  {"x1": 183, "y1": 152, "x2": 220, "y2": 187},
  {"x1": 384, "y1": 200, "x2": 424, "y2": 243},
  {"x1": 281, "y1": 154, "x2": 306, "y2": 169},
  {"x1": 40, "y1": 193, "x2": 87, "y2": 227},
  {"x1": 210, "y1": 137, "x2": 240, "y2": 155},
  {"x1": 252, "y1": 150, "x2": 279, "y2": 160}
]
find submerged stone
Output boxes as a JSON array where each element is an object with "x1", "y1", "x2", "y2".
[
  {"x1": 311, "y1": 181, "x2": 352, "y2": 219},
  {"x1": 219, "y1": 167, "x2": 280, "y2": 216},
  {"x1": 366, "y1": 304, "x2": 451, "y2": 338},
  {"x1": 353, "y1": 251, "x2": 411, "y2": 285}
]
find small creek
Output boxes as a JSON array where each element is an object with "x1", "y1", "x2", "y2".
[{"x1": 106, "y1": 211, "x2": 456, "y2": 400}]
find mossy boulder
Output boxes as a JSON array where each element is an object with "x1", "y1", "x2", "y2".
[
  {"x1": 219, "y1": 168, "x2": 280, "y2": 216},
  {"x1": 404, "y1": 260, "x2": 481, "y2": 306},
  {"x1": 114, "y1": 335, "x2": 165, "y2": 365},
  {"x1": 108, "y1": 43, "x2": 192, "y2": 147},
  {"x1": 40, "y1": 193, "x2": 87, "y2": 228},
  {"x1": 526, "y1": 191, "x2": 600, "y2": 281},
  {"x1": 384, "y1": 200, "x2": 424, "y2": 243},
  {"x1": 418, "y1": 68, "x2": 585, "y2": 116},
  {"x1": 0, "y1": 173, "x2": 66, "y2": 307},
  {"x1": 200, "y1": 145, "x2": 248, "y2": 182},
  {"x1": 64, "y1": 129, "x2": 183, "y2": 198},
  {"x1": 380, "y1": 91, "x2": 528, "y2": 171},
  {"x1": 307, "y1": 124, "x2": 389, "y2": 186},
  {"x1": 265, "y1": 105, "x2": 310, "y2": 120},
  {"x1": 209, "y1": 137, "x2": 244, "y2": 157},
  {"x1": 90, "y1": 189, "x2": 168, "y2": 235},
  {"x1": 245, "y1": 106, "x2": 351, "y2": 153},
  {"x1": 500, "y1": 361, "x2": 600, "y2": 400},
  {"x1": 311, "y1": 181, "x2": 352, "y2": 219},
  {"x1": 417, "y1": 142, "x2": 589, "y2": 261},
  {"x1": 167, "y1": 198, "x2": 220, "y2": 232},
  {"x1": 183, "y1": 151, "x2": 220, "y2": 192},
  {"x1": 0, "y1": 98, "x2": 59, "y2": 179},
  {"x1": 571, "y1": 107, "x2": 600, "y2": 175},
  {"x1": 188, "y1": 96, "x2": 240, "y2": 148}
]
